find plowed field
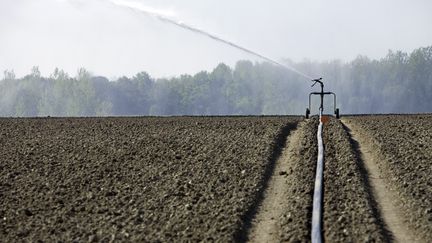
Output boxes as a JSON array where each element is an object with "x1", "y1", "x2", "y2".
[
  {"x1": 0, "y1": 117, "x2": 299, "y2": 242},
  {"x1": 0, "y1": 115, "x2": 431, "y2": 242},
  {"x1": 343, "y1": 115, "x2": 432, "y2": 242}
]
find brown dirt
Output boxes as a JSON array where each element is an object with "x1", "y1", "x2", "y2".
[
  {"x1": 322, "y1": 118, "x2": 388, "y2": 242},
  {"x1": 248, "y1": 120, "x2": 308, "y2": 243},
  {"x1": 1, "y1": 115, "x2": 430, "y2": 242},
  {"x1": 277, "y1": 118, "x2": 318, "y2": 242},
  {"x1": 343, "y1": 119, "x2": 416, "y2": 242},
  {"x1": 0, "y1": 117, "x2": 300, "y2": 242},
  {"x1": 343, "y1": 115, "x2": 432, "y2": 242}
]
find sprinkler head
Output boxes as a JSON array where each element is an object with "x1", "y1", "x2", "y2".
[{"x1": 311, "y1": 77, "x2": 323, "y2": 87}]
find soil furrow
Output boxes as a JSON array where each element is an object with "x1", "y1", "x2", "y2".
[
  {"x1": 344, "y1": 115, "x2": 432, "y2": 241},
  {"x1": 246, "y1": 118, "x2": 318, "y2": 242},
  {"x1": 247, "y1": 121, "x2": 305, "y2": 243},
  {"x1": 342, "y1": 119, "x2": 415, "y2": 242},
  {"x1": 322, "y1": 118, "x2": 388, "y2": 242}
]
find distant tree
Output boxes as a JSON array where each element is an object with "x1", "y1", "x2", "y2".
[
  {"x1": 209, "y1": 63, "x2": 232, "y2": 114},
  {"x1": 190, "y1": 71, "x2": 211, "y2": 114},
  {"x1": 408, "y1": 46, "x2": 432, "y2": 112},
  {"x1": 149, "y1": 78, "x2": 183, "y2": 115},
  {"x1": 3, "y1": 69, "x2": 16, "y2": 81},
  {"x1": 75, "y1": 68, "x2": 96, "y2": 116},
  {"x1": 91, "y1": 76, "x2": 113, "y2": 116},
  {"x1": 230, "y1": 60, "x2": 263, "y2": 114},
  {"x1": 1, "y1": 46, "x2": 432, "y2": 117},
  {"x1": 30, "y1": 66, "x2": 41, "y2": 78},
  {"x1": 14, "y1": 89, "x2": 39, "y2": 117},
  {"x1": 132, "y1": 71, "x2": 154, "y2": 114}
]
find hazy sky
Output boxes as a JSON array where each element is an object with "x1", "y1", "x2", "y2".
[{"x1": 1, "y1": 0, "x2": 431, "y2": 79}]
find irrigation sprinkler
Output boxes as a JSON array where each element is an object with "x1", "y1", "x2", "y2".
[{"x1": 306, "y1": 78, "x2": 340, "y2": 119}]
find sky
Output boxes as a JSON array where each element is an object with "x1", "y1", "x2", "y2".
[{"x1": 1, "y1": 0, "x2": 431, "y2": 79}]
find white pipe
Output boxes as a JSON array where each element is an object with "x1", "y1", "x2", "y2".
[{"x1": 312, "y1": 109, "x2": 324, "y2": 243}]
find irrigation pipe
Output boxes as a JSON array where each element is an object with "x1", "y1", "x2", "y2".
[{"x1": 312, "y1": 110, "x2": 324, "y2": 243}]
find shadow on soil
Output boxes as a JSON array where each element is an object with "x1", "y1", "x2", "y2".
[
  {"x1": 233, "y1": 122, "x2": 299, "y2": 242},
  {"x1": 341, "y1": 123, "x2": 393, "y2": 243}
]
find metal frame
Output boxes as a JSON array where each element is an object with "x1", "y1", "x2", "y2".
[
  {"x1": 306, "y1": 78, "x2": 339, "y2": 118},
  {"x1": 308, "y1": 92, "x2": 337, "y2": 114}
]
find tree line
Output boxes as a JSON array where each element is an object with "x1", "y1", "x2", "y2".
[{"x1": 1, "y1": 46, "x2": 431, "y2": 116}]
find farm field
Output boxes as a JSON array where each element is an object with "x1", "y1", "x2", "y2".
[
  {"x1": 322, "y1": 118, "x2": 388, "y2": 242},
  {"x1": 0, "y1": 117, "x2": 300, "y2": 242},
  {"x1": 0, "y1": 115, "x2": 431, "y2": 242},
  {"x1": 343, "y1": 115, "x2": 432, "y2": 242}
]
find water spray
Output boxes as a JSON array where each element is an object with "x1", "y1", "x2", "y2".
[{"x1": 108, "y1": 0, "x2": 313, "y2": 80}]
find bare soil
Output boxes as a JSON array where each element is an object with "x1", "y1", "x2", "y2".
[
  {"x1": 0, "y1": 117, "x2": 300, "y2": 242},
  {"x1": 276, "y1": 118, "x2": 318, "y2": 242},
  {"x1": 248, "y1": 120, "x2": 313, "y2": 243},
  {"x1": 322, "y1": 118, "x2": 388, "y2": 242},
  {"x1": 343, "y1": 119, "x2": 416, "y2": 242},
  {"x1": 1, "y1": 115, "x2": 430, "y2": 242},
  {"x1": 343, "y1": 115, "x2": 432, "y2": 242}
]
